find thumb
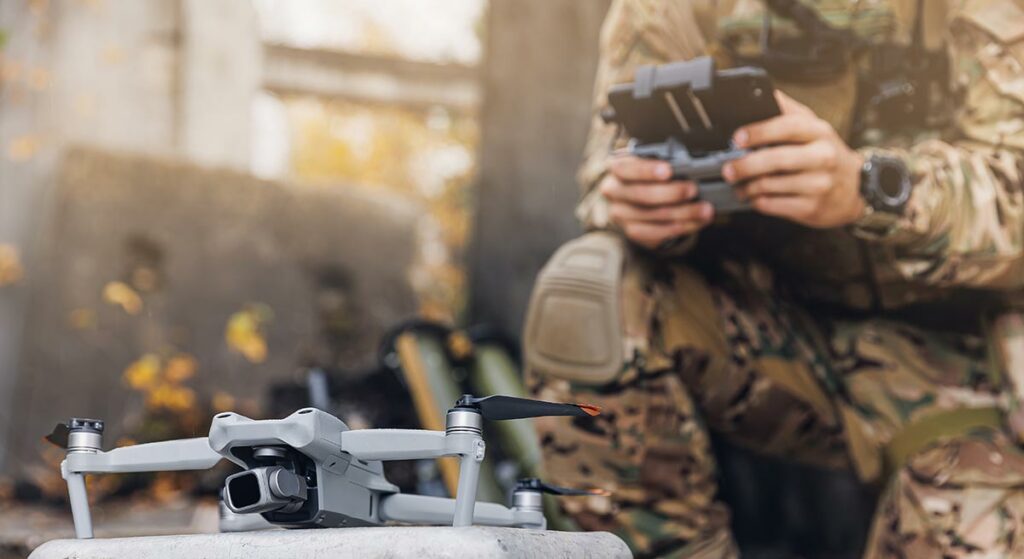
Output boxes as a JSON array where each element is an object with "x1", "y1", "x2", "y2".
[{"x1": 774, "y1": 90, "x2": 814, "y2": 116}]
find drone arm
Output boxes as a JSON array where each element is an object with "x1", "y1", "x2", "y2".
[
  {"x1": 378, "y1": 494, "x2": 545, "y2": 529},
  {"x1": 60, "y1": 437, "x2": 221, "y2": 540},
  {"x1": 379, "y1": 493, "x2": 512, "y2": 526},
  {"x1": 339, "y1": 429, "x2": 447, "y2": 461},
  {"x1": 65, "y1": 437, "x2": 222, "y2": 474},
  {"x1": 340, "y1": 428, "x2": 487, "y2": 528}
]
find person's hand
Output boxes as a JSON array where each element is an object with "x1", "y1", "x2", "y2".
[
  {"x1": 600, "y1": 155, "x2": 714, "y2": 250},
  {"x1": 725, "y1": 91, "x2": 865, "y2": 228}
]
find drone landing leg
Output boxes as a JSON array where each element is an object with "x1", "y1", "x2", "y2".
[
  {"x1": 66, "y1": 471, "x2": 93, "y2": 539},
  {"x1": 452, "y1": 441, "x2": 484, "y2": 527}
]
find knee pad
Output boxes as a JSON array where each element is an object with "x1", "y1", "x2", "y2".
[{"x1": 523, "y1": 232, "x2": 626, "y2": 385}]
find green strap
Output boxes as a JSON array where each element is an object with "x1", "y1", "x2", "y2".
[{"x1": 883, "y1": 406, "x2": 1004, "y2": 479}]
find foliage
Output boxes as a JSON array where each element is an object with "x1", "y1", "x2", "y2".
[
  {"x1": 287, "y1": 98, "x2": 479, "y2": 322},
  {"x1": 225, "y1": 303, "x2": 273, "y2": 364},
  {"x1": 0, "y1": 244, "x2": 23, "y2": 287},
  {"x1": 102, "y1": 281, "x2": 142, "y2": 314}
]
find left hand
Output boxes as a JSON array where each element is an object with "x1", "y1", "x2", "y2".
[{"x1": 724, "y1": 91, "x2": 865, "y2": 228}]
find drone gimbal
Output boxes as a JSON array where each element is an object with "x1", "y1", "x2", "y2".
[{"x1": 45, "y1": 394, "x2": 602, "y2": 539}]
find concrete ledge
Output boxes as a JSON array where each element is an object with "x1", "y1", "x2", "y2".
[{"x1": 28, "y1": 526, "x2": 632, "y2": 559}]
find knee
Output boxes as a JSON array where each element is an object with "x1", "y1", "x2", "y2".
[{"x1": 867, "y1": 428, "x2": 1024, "y2": 557}]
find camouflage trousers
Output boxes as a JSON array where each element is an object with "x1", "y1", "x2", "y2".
[{"x1": 527, "y1": 255, "x2": 1024, "y2": 558}]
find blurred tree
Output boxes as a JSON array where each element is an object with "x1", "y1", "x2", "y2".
[
  {"x1": 286, "y1": 98, "x2": 479, "y2": 321},
  {"x1": 469, "y1": 0, "x2": 610, "y2": 338}
]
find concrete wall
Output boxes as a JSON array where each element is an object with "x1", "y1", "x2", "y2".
[
  {"x1": 180, "y1": 0, "x2": 261, "y2": 169},
  {"x1": 0, "y1": 0, "x2": 260, "y2": 473},
  {"x1": 9, "y1": 148, "x2": 423, "y2": 479}
]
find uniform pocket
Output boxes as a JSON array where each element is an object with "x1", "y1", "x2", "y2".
[{"x1": 523, "y1": 232, "x2": 631, "y2": 386}]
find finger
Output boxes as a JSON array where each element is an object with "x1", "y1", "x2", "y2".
[
  {"x1": 774, "y1": 90, "x2": 814, "y2": 116},
  {"x1": 724, "y1": 141, "x2": 838, "y2": 182},
  {"x1": 739, "y1": 172, "x2": 832, "y2": 198},
  {"x1": 608, "y1": 156, "x2": 672, "y2": 182},
  {"x1": 622, "y1": 221, "x2": 706, "y2": 250},
  {"x1": 733, "y1": 114, "x2": 832, "y2": 149},
  {"x1": 751, "y1": 195, "x2": 818, "y2": 221},
  {"x1": 600, "y1": 178, "x2": 698, "y2": 207},
  {"x1": 609, "y1": 200, "x2": 714, "y2": 224}
]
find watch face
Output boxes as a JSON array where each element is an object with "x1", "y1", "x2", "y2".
[
  {"x1": 878, "y1": 164, "x2": 906, "y2": 199},
  {"x1": 867, "y1": 156, "x2": 911, "y2": 212}
]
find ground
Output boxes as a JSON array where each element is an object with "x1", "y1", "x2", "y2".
[{"x1": 0, "y1": 498, "x2": 218, "y2": 558}]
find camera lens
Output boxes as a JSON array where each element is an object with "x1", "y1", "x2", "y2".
[
  {"x1": 224, "y1": 467, "x2": 307, "y2": 515},
  {"x1": 226, "y1": 471, "x2": 262, "y2": 510}
]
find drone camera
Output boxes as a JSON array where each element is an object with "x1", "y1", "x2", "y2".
[{"x1": 224, "y1": 466, "x2": 308, "y2": 515}]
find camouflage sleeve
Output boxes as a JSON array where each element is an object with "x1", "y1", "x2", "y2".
[
  {"x1": 576, "y1": 0, "x2": 712, "y2": 233},
  {"x1": 854, "y1": 0, "x2": 1024, "y2": 289}
]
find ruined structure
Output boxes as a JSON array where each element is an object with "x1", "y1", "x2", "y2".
[{"x1": 0, "y1": 0, "x2": 477, "y2": 479}]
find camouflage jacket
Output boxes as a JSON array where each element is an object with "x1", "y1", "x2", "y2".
[{"x1": 578, "y1": 0, "x2": 1024, "y2": 317}]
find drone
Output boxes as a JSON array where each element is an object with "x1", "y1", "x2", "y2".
[{"x1": 44, "y1": 394, "x2": 604, "y2": 539}]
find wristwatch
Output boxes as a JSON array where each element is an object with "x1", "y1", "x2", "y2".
[{"x1": 852, "y1": 154, "x2": 913, "y2": 237}]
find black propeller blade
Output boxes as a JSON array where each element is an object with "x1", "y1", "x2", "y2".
[
  {"x1": 43, "y1": 418, "x2": 103, "y2": 449},
  {"x1": 44, "y1": 422, "x2": 70, "y2": 449},
  {"x1": 516, "y1": 477, "x2": 609, "y2": 497},
  {"x1": 454, "y1": 394, "x2": 600, "y2": 421}
]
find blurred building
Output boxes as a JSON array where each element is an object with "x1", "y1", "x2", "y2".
[{"x1": 0, "y1": 0, "x2": 485, "y2": 480}]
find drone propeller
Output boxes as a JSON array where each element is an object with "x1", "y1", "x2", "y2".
[
  {"x1": 454, "y1": 394, "x2": 600, "y2": 421},
  {"x1": 515, "y1": 477, "x2": 609, "y2": 497},
  {"x1": 44, "y1": 422, "x2": 71, "y2": 448}
]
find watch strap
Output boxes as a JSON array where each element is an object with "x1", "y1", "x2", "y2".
[{"x1": 851, "y1": 203, "x2": 901, "y2": 239}]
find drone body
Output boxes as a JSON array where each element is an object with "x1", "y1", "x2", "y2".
[
  {"x1": 212, "y1": 408, "x2": 397, "y2": 528},
  {"x1": 47, "y1": 395, "x2": 601, "y2": 539}
]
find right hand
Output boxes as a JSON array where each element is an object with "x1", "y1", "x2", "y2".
[{"x1": 600, "y1": 155, "x2": 714, "y2": 250}]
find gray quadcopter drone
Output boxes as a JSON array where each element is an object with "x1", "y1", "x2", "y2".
[{"x1": 45, "y1": 394, "x2": 603, "y2": 539}]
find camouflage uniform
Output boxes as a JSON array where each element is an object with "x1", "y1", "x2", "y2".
[{"x1": 526, "y1": 0, "x2": 1024, "y2": 557}]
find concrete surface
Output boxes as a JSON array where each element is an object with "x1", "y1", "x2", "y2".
[
  {"x1": 0, "y1": 499, "x2": 220, "y2": 559},
  {"x1": 28, "y1": 526, "x2": 632, "y2": 559}
]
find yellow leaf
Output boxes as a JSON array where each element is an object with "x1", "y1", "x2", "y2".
[
  {"x1": 0, "y1": 244, "x2": 24, "y2": 286},
  {"x1": 102, "y1": 280, "x2": 142, "y2": 315},
  {"x1": 163, "y1": 354, "x2": 197, "y2": 383},
  {"x1": 124, "y1": 354, "x2": 160, "y2": 391},
  {"x1": 225, "y1": 304, "x2": 272, "y2": 363},
  {"x1": 67, "y1": 308, "x2": 96, "y2": 330},
  {"x1": 212, "y1": 391, "x2": 236, "y2": 412},
  {"x1": 6, "y1": 135, "x2": 41, "y2": 162},
  {"x1": 146, "y1": 383, "x2": 194, "y2": 412},
  {"x1": 168, "y1": 386, "x2": 196, "y2": 412}
]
